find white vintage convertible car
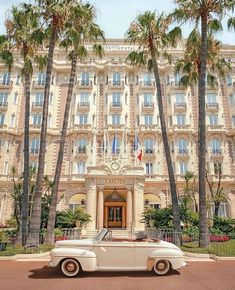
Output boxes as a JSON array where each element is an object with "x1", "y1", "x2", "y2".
[{"x1": 49, "y1": 229, "x2": 187, "y2": 277}]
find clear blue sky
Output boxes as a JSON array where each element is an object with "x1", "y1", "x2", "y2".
[{"x1": 0, "y1": 0, "x2": 234, "y2": 45}]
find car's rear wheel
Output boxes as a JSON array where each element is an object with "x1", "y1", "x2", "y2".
[
  {"x1": 153, "y1": 259, "x2": 171, "y2": 275},
  {"x1": 61, "y1": 258, "x2": 80, "y2": 277}
]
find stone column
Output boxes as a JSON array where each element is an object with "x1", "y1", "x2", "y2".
[
  {"x1": 97, "y1": 187, "x2": 104, "y2": 230},
  {"x1": 126, "y1": 188, "x2": 132, "y2": 230},
  {"x1": 133, "y1": 182, "x2": 145, "y2": 231},
  {"x1": 86, "y1": 180, "x2": 97, "y2": 230}
]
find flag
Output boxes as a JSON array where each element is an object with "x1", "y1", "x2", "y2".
[
  {"x1": 133, "y1": 136, "x2": 142, "y2": 161},
  {"x1": 112, "y1": 134, "x2": 118, "y2": 154}
]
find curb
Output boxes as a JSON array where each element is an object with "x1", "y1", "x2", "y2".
[{"x1": 0, "y1": 251, "x2": 50, "y2": 261}]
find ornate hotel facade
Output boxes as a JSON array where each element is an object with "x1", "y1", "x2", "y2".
[{"x1": 0, "y1": 39, "x2": 235, "y2": 232}]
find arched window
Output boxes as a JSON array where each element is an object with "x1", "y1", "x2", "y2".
[
  {"x1": 144, "y1": 193, "x2": 161, "y2": 209},
  {"x1": 210, "y1": 139, "x2": 221, "y2": 154},
  {"x1": 69, "y1": 193, "x2": 86, "y2": 212},
  {"x1": 208, "y1": 201, "x2": 230, "y2": 218}
]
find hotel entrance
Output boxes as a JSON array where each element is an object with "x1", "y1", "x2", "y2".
[{"x1": 104, "y1": 189, "x2": 126, "y2": 228}]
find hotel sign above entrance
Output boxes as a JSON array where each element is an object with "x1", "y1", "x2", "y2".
[{"x1": 85, "y1": 44, "x2": 139, "y2": 51}]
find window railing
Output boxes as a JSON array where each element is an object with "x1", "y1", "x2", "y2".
[
  {"x1": 206, "y1": 102, "x2": 218, "y2": 108},
  {"x1": 143, "y1": 102, "x2": 154, "y2": 108},
  {"x1": 111, "y1": 102, "x2": 122, "y2": 107},
  {"x1": 145, "y1": 148, "x2": 154, "y2": 154},
  {"x1": 178, "y1": 149, "x2": 188, "y2": 155},
  {"x1": 76, "y1": 147, "x2": 86, "y2": 154},
  {"x1": 30, "y1": 148, "x2": 39, "y2": 154},
  {"x1": 174, "y1": 102, "x2": 186, "y2": 108},
  {"x1": 0, "y1": 102, "x2": 8, "y2": 107},
  {"x1": 32, "y1": 102, "x2": 43, "y2": 107},
  {"x1": 79, "y1": 101, "x2": 90, "y2": 107},
  {"x1": 211, "y1": 149, "x2": 222, "y2": 155}
]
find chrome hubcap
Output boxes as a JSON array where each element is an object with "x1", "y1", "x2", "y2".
[{"x1": 66, "y1": 262, "x2": 76, "y2": 272}]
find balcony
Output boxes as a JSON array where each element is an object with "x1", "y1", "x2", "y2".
[
  {"x1": 77, "y1": 102, "x2": 90, "y2": 112},
  {"x1": 142, "y1": 102, "x2": 154, "y2": 112},
  {"x1": 177, "y1": 149, "x2": 189, "y2": 159},
  {"x1": 0, "y1": 102, "x2": 8, "y2": 110},
  {"x1": 0, "y1": 80, "x2": 13, "y2": 89},
  {"x1": 171, "y1": 124, "x2": 191, "y2": 133},
  {"x1": 210, "y1": 149, "x2": 223, "y2": 160},
  {"x1": 108, "y1": 80, "x2": 125, "y2": 90},
  {"x1": 32, "y1": 81, "x2": 45, "y2": 89},
  {"x1": 77, "y1": 80, "x2": 93, "y2": 89},
  {"x1": 110, "y1": 101, "x2": 122, "y2": 112},
  {"x1": 139, "y1": 80, "x2": 155, "y2": 90},
  {"x1": 174, "y1": 102, "x2": 187, "y2": 112},
  {"x1": 144, "y1": 149, "x2": 155, "y2": 159},
  {"x1": 206, "y1": 102, "x2": 219, "y2": 111},
  {"x1": 74, "y1": 147, "x2": 87, "y2": 160}
]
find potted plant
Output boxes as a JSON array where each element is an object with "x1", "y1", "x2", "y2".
[{"x1": 0, "y1": 231, "x2": 9, "y2": 251}]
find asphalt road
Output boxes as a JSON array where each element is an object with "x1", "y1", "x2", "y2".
[{"x1": 0, "y1": 260, "x2": 235, "y2": 290}]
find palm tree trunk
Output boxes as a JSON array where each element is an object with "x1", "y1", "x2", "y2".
[
  {"x1": 27, "y1": 25, "x2": 57, "y2": 246},
  {"x1": 45, "y1": 54, "x2": 77, "y2": 244},
  {"x1": 198, "y1": 12, "x2": 209, "y2": 248},
  {"x1": 21, "y1": 71, "x2": 31, "y2": 246},
  {"x1": 150, "y1": 46, "x2": 181, "y2": 243},
  {"x1": 214, "y1": 202, "x2": 220, "y2": 217}
]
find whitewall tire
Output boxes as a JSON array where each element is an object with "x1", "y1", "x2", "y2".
[
  {"x1": 153, "y1": 259, "x2": 171, "y2": 275},
  {"x1": 60, "y1": 258, "x2": 80, "y2": 277}
]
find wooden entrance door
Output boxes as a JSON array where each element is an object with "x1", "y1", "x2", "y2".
[{"x1": 104, "y1": 202, "x2": 126, "y2": 228}]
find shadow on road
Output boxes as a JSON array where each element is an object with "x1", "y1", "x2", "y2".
[{"x1": 29, "y1": 266, "x2": 180, "y2": 279}]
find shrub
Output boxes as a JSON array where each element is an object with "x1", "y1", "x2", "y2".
[
  {"x1": 54, "y1": 228, "x2": 64, "y2": 238},
  {"x1": 210, "y1": 235, "x2": 230, "y2": 242},
  {"x1": 213, "y1": 216, "x2": 235, "y2": 234},
  {"x1": 183, "y1": 226, "x2": 199, "y2": 239},
  {"x1": 5, "y1": 218, "x2": 17, "y2": 228}
]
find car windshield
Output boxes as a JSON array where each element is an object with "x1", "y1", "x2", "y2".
[{"x1": 94, "y1": 229, "x2": 108, "y2": 241}]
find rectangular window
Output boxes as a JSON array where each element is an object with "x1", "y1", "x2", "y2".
[
  {"x1": 112, "y1": 114, "x2": 120, "y2": 125},
  {"x1": 0, "y1": 93, "x2": 8, "y2": 104},
  {"x1": 209, "y1": 115, "x2": 218, "y2": 126},
  {"x1": 0, "y1": 113, "x2": 5, "y2": 125},
  {"x1": 112, "y1": 93, "x2": 121, "y2": 106},
  {"x1": 3, "y1": 161, "x2": 8, "y2": 174},
  {"x1": 32, "y1": 114, "x2": 42, "y2": 125},
  {"x1": 37, "y1": 72, "x2": 46, "y2": 85},
  {"x1": 214, "y1": 163, "x2": 222, "y2": 174},
  {"x1": 14, "y1": 92, "x2": 18, "y2": 104},
  {"x1": 175, "y1": 93, "x2": 185, "y2": 104},
  {"x1": 2, "y1": 73, "x2": 10, "y2": 85},
  {"x1": 206, "y1": 93, "x2": 217, "y2": 104},
  {"x1": 76, "y1": 162, "x2": 86, "y2": 174},
  {"x1": 10, "y1": 114, "x2": 15, "y2": 127},
  {"x1": 79, "y1": 114, "x2": 88, "y2": 125},
  {"x1": 80, "y1": 93, "x2": 89, "y2": 106},
  {"x1": 143, "y1": 93, "x2": 153, "y2": 107},
  {"x1": 232, "y1": 116, "x2": 235, "y2": 127},
  {"x1": 179, "y1": 162, "x2": 188, "y2": 175},
  {"x1": 230, "y1": 94, "x2": 235, "y2": 105},
  {"x1": 144, "y1": 115, "x2": 153, "y2": 125},
  {"x1": 176, "y1": 114, "x2": 186, "y2": 125},
  {"x1": 81, "y1": 72, "x2": 90, "y2": 86},
  {"x1": 145, "y1": 163, "x2": 153, "y2": 175},
  {"x1": 35, "y1": 92, "x2": 44, "y2": 104}
]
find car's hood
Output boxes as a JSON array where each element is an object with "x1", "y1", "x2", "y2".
[{"x1": 55, "y1": 238, "x2": 94, "y2": 248}]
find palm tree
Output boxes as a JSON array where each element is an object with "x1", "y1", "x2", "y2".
[
  {"x1": 172, "y1": 0, "x2": 235, "y2": 248},
  {"x1": 2, "y1": 4, "x2": 42, "y2": 245},
  {"x1": 45, "y1": 2, "x2": 104, "y2": 244},
  {"x1": 126, "y1": 12, "x2": 182, "y2": 242},
  {"x1": 28, "y1": 0, "x2": 77, "y2": 246},
  {"x1": 183, "y1": 171, "x2": 198, "y2": 213}
]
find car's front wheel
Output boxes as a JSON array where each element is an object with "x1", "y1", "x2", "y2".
[
  {"x1": 153, "y1": 259, "x2": 171, "y2": 275},
  {"x1": 60, "y1": 258, "x2": 80, "y2": 277}
]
